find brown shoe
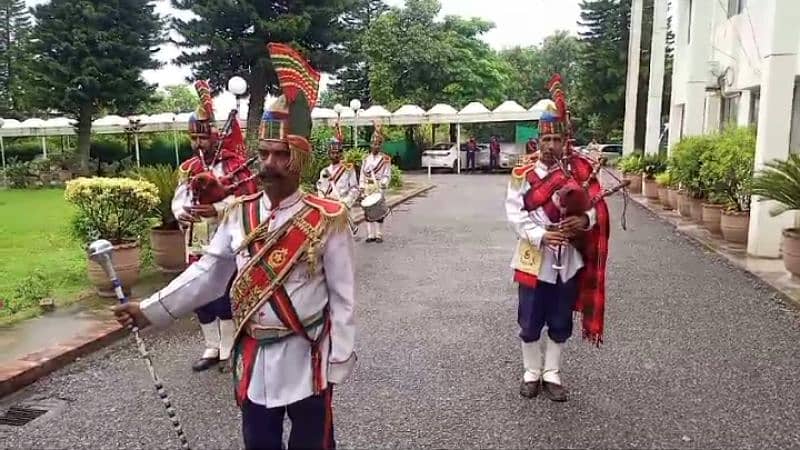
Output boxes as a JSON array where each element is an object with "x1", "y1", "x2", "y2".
[
  {"x1": 519, "y1": 380, "x2": 541, "y2": 398},
  {"x1": 542, "y1": 381, "x2": 568, "y2": 402}
]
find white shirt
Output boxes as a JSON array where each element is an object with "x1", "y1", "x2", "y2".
[
  {"x1": 141, "y1": 190, "x2": 357, "y2": 408},
  {"x1": 360, "y1": 152, "x2": 391, "y2": 189},
  {"x1": 316, "y1": 162, "x2": 359, "y2": 208},
  {"x1": 506, "y1": 161, "x2": 597, "y2": 284}
]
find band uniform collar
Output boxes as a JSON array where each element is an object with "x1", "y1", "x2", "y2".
[{"x1": 261, "y1": 189, "x2": 303, "y2": 211}]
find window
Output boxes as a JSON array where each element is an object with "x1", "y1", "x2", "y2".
[
  {"x1": 727, "y1": 0, "x2": 747, "y2": 18},
  {"x1": 749, "y1": 88, "x2": 760, "y2": 125},
  {"x1": 720, "y1": 94, "x2": 740, "y2": 130}
]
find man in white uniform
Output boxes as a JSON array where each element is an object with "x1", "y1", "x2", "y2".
[
  {"x1": 317, "y1": 137, "x2": 359, "y2": 208},
  {"x1": 113, "y1": 43, "x2": 356, "y2": 450},
  {"x1": 359, "y1": 123, "x2": 392, "y2": 243}
]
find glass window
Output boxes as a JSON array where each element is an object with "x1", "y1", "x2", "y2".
[
  {"x1": 720, "y1": 94, "x2": 740, "y2": 130},
  {"x1": 749, "y1": 88, "x2": 760, "y2": 125}
]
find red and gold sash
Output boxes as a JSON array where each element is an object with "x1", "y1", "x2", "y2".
[
  {"x1": 369, "y1": 153, "x2": 391, "y2": 176},
  {"x1": 324, "y1": 164, "x2": 348, "y2": 196},
  {"x1": 230, "y1": 193, "x2": 346, "y2": 405}
]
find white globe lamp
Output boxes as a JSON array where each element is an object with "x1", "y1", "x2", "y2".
[
  {"x1": 227, "y1": 76, "x2": 248, "y2": 96},
  {"x1": 333, "y1": 103, "x2": 343, "y2": 114},
  {"x1": 349, "y1": 99, "x2": 361, "y2": 112}
]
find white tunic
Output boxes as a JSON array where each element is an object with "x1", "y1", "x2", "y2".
[
  {"x1": 171, "y1": 160, "x2": 235, "y2": 223},
  {"x1": 359, "y1": 152, "x2": 391, "y2": 191},
  {"x1": 316, "y1": 163, "x2": 359, "y2": 208},
  {"x1": 505, "y1": 161, "x2": 597, "y2": 284},
  {"x1": 140, "y1": 190, "x2": 357, "y2": 408}
]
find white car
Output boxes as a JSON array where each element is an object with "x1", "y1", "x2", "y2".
[{"x1": 422, "y1": 142, "x2": 522, "y2": 173}]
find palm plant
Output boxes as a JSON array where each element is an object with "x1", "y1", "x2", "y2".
[
  {"x1": 751, "y1": 154, "x2": 800, "y2": 227},
  {"x1": 128, "y1": 165, "x2": 180, "y2": 229}
]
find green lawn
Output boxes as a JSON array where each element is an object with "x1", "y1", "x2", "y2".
[{"x1": 0, "y1": 188, "x2": 86, "y2": 323}]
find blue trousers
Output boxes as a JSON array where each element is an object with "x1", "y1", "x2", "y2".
[
  {"x1": 466, "y1": 151, "x2": 476, "y2": 170},
  {"x1": 194, "y1": 274, "x2": 235, "y2": 324},
  {"x1": 518, "y1": 277, "x2": 579, "y2": 344},
  {"x1": 241, "y1": 389, "x2": 334, "y2": 450}
]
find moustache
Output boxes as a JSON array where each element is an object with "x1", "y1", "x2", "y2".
[{"x1": 257, "y1": 169, "x2": 284, "y2": 181}]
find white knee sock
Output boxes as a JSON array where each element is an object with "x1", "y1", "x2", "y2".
[
  {"x1": 542, "y1": 334, "x2": 563, "y2": 385},
  {"x1": 199, "y1": 320, "x2": 221, "y2": 359},
  {"x1": 375, "y1": 222, "x2": 383, "y2": 238},
  {"x1": 218, "y1": 319, "x2": 235, "y2": 361},
  {"x1": 521, "y1": 340, "x2": 543, "y2": 382},
  {"x1": 367, "y1": 222, "x2": 375, "y2": 238}
]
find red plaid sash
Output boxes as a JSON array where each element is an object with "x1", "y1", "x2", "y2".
[{"x1": 521, "y1": 156, "x2": 610, "y2": 346}]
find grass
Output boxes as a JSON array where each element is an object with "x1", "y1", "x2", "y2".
[{"x1": 0, "y1": 188, "x2": 87, "y2": 325}]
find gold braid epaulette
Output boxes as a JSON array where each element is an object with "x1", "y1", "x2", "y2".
[
  {"x1": 302, "y1": 194, "x2": 349, "y2": 235},
  {"x1": 221, "y1": 191, "x2": 263, "y2": 224},
  {"x1": 510, "y1": 163, "x2": 536, "y2": 189}
]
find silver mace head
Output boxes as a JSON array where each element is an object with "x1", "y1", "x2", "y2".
[{"x1": 87, "y1": 239, "x2": 116, "y2": 277}]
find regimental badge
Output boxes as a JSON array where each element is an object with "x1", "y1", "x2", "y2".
[
  {"x1": 517, "y1": 239, "x2": 542, "y2": 276},
  {"x1": 268, "y1": 248, "x2": 288, "y2": 269}
]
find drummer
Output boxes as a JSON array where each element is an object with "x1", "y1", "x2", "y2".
[
  {"x1": 360, "y1": 122, "x2": 392, "y2": 243},
  {"x1": 318, "y1": 137, "x2": 359, "y2": 207}
]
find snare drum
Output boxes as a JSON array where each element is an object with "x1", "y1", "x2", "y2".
[{"x1": 360, "y1": 192, "x2": 389, "y2": 222}]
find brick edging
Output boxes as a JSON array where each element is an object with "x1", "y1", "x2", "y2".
[{"x1": 0, "y1": 182, "x2": 436, "y2": 399}]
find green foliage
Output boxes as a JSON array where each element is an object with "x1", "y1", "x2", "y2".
[
  {"x1": 670, "y1": 135, "x2": 715, "y2": 199},
  {"x1": 128, "y1": 165, "x2": 180, "y2": 228},
  {"x1": 344, "y1": 148, "x2": 368, "y2": 167},
  {"x1": 4, "y1": 158, "x2": 32, "y2": 188},
  {"x1": 4, "y1": 270, "x2": 52, "y2": 314},
  {"x1": 615, "y1": 152, "x2": 644, "y2": 174},
  {"x1": 170, "y1": 0, "x2": 355, "y2": 143},
  {"x1": 655, "y1": 171, "x2": 672, "y2": 186},
  {"x1": 641, "y1": 153, "x2": 667, "y2": 179},
  {"x1": 65, "y1": 177, "x2": 159, "y2": 245},
  {"x1": 145, "y1": 85, "x2": 199, "y2": 114},
  {"x1": 362, "y1": 0, "x2": 510, "y2": 109},
  {"x1": 27, "y1": 0, "x2": 163, "y2": 171},
  {"x1": 751, "y1": 154, "x2": 800, "y2": 218},
  {"x1": 389, "y1": 165, "x2": 403, "y2": 189},
  {"x1": 0, "y1": 0, "x2": 34, "y2": 118},
  {"x1": 699, "y1": 126, "x2": 756, "y2": 211}
]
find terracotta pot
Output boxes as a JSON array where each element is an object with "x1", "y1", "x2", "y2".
[
  {"x1": 658, "y1": 187, "x2": 672, "y2": 210},
  {"x1": 782, "y1": 229, "x2": 800, "y2": 277},
  {"x1": 151, "y1": 227, "x2": 187, "y2": 274},
  {"x1": 701, "y1": 203, "x2": 724, "y2": 235},
  {"x1": 667, "y1": 189, "x2": 679, "y2": 210},
  {"x1": 721, "y1": 210, "x2": 750, "y2": 244},
  {"x1": 677, "y1": 192, "x2": 692, "y2": 217},
  {"x1": 87, "y1": 241, "x2": 140, "y2": 298},
  {"x1": 643, "y1": 178, "x2": 659, "y2": 200},
  {"x1": 689, "y1": 197, "x2": 704, "y2": 222},
  {"x1": 623, "y1": 172, "x2": 642, "y2": 194}
]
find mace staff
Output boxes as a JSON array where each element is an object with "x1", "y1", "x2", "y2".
[{"x1": 88, "y1": 240, "x2": 192, "y2": 450}]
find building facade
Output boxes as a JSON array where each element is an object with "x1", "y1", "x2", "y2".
[{"x1": 664, "y1": 0, "x2": 800, "y2": 258}]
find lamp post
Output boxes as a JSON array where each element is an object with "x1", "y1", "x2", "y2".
[
  {"x1": 227, "y1": 76, "x2": 248, "y2": 112},
  {"x1": 350, "y1": 99, "x2": 361, "y2": 150},
  {"x1": 333, "y1": 103, "x2": 344, "y2": 147}
]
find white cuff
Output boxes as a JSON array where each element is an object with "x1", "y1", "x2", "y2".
[
  {"x1": 328, "y1": 352, "x2": 357, "y2": 384},
  {"x1": 140, "y1": 294, "x2": 177, "y2": 328}
]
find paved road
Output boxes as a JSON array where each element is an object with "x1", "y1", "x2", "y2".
[{"x1": 3, "y1": 173, "x2": 800, "y2": 449}]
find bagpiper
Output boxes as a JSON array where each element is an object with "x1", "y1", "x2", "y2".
[
  {"x1": 359, "y1": 122, "x2": 392, "y2": 243},
  {"x1": 505, "y1": 74, "x2": 610, "y2": 402},
  {"x1": 173, "y1": 80, "x2": 257, "y2": 372},
  {"x1": 114, "y1": 43, "x2": 356, "y2": 449}
]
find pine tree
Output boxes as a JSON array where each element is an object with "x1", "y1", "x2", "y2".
[
  {"x1": 0, "y1": 0, "x2": 32, "y2": 117},
  {"x1": 328, "y1": 0, "x2": 388, "y2": 107},
  {"x1": 170, "y1": 0, "x2": 357, "y2": 144},
  {"x1": 27, "y1": 0, "x2": 163, "y2": 171}
]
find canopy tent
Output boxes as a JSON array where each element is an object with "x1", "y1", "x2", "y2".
[{"x1": 0, "y1": 100, "x2": 547, "y2": 174}]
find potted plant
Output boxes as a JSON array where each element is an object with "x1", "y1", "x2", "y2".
[
  {"x1": 701, "y1": 126, "x2": 755, "y2": 240},
  {"x1": 130, "y1": 165, "x2": 186, "y2": 273},
  {"x1": 664, "y1": 167, "x2": 680, "y2": 210},
  {"x1": 671, "y1": 135, "x2": 714, "y2": 221},
  {"x1": 751, "y1": 154, "x2": 800, "y2": 276},
  {"x1": 642, "y1": 154, "x2": 667, "y2": 201},
  {"x1": 65, "y1": 177, "x2": 159, "y2": 297},
  {"x1": 616, "y1": 152, "x2": 643, "y2": 194},
  {"x1": 655, "y1": 171, "x2": 673, "y2": 210}
]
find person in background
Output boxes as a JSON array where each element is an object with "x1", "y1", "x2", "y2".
[
  {"x1": 489, "y1": 135, "x2": 501, "y2": 172},
  {"x1": 466, "y1": 136, "x2": 478, "y2": 172}
]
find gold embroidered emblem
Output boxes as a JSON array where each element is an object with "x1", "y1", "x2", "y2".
[
  {"x1": 268, "y1": 248, "x2": 288, "y2": 268},
  {"x1": 517, "y1": 239, "x2": 542, "y2": 275}
]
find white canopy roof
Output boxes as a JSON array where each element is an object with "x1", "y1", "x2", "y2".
[{"x1": 0, "y1": 99, "x2": 546, "y2": 137}]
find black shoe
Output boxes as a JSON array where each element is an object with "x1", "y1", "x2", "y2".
[
  {"x1": 542, "y1": 381, "x2": 568, "y2": 402},
  {"x1": 366, "y1": 237, "x2": 376, "y2": 243},
  {"x1": 192, "y1": 357, "x2": 219, "y2": 372},
  {"x1": 520, "y1": 380, "x2": 541, "y2": 398},
  {"x1": 375, "y1": 237, "x2": 384, "y2": 243}
]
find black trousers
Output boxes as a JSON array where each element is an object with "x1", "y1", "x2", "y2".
[{"x1": 241, "y1": 389, "x2": 334, "y2": 450}]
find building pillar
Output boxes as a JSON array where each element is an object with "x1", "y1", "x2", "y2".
[
  {"x1": 622, "y1": 0, "x2": 644, "y2": 155},
  {"x1": 737, "y1": 90, "x2": 752, "y2": 127},
  {"x1": 747, "y1": 0, "x2": 800, "y2": 258},
  {"x1": 644, "y1": 0, "x2": 669, "y2": 155},
  {"x1": 667, "y1": 0, "x2": 690, "y2": 154},
  {"x1": 683, "y1": 0, "x2": 713, "y2": 137}
]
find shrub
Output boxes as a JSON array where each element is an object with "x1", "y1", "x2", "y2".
[
  {"x1": 670, "y1": 135, "x2": 715, "y2": 199},
  {"x1": 65, "y1": 177, "x2": 159, "y2": 245},
  {"x1": 641, "y1": 153, "x2": 667, "y2": 180},
  {"x1": 389, "y1": 166, "x2": 404, "y2": 189},
  {"x1": 700, "y1": 126, "x2": 756, "y2": 211},
  {"x1": 616, "y1": 152, "x2": 643, "y2": 174},
  {"x1": 655, "y1": 171, "x2": 672, "y2": 187},
  {"x1": 5, "y1": 158, "x2": 32, "y2": 188},
  {"x1": 4, "y1": 270, "x2": 52, "y2": 314},
  {"x1": 751, "y1": 154, "x2": 800, "y2": 220},
  {"x1": 128, "y1": 165, "x2": 180, "y2": 229}
]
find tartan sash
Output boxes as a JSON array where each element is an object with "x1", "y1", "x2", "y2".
[{"x1": 231, "y1": 194, "x2": 331, "y2": 405}]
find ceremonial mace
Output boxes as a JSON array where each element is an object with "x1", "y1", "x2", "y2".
[{"x1": 88, "y1": 240, "x2": 192, "y2": 450}]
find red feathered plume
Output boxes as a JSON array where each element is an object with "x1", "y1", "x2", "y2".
[
  {"x1": 193, "y1": 80, "x2": 214, "y2": 121},
  {"x1": 546, "y1": 74, "x2": 568, "y2": 123}
]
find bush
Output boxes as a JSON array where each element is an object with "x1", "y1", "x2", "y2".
[
  {"x1": 128, "y1": 165, "x2": 180, "y2": 228},
  {"x1": 389, "y1": 166, "x2": 404, "y2": 189},
  {"x1": 5, "y1": 158, "x2": 33, "y2": 188},
  {"x1": 751, "y1": 154, "x2": 800, "y2": 219},
  {"x1": 700, "y1": 126, "x2": 756, "y2": 211},
  {"x1": 4, "y1": 270, "x2": 52, "y2": 314},
  {"x1": 65, "y1": 177, "x2": 159, "y2": 245},
  {"x1": 670, "y1": 135, "x2": 715, "y2": 199},
  {"x1": 616, "y1": 151, "x2": 643, "y2": 174},
  {"x1": 655, "y1": 171, "x2": 672, "y2": 187},
  {"x1": 641, "y1": 153, "x2": 667, "y2": 180}
]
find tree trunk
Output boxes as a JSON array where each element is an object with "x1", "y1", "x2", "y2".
[
  {"x1": 449, "y1": 124, "x2": 457, "y2": 143},
  {"x1": 77, "y1": 104, "x2": 93, "y2": 174},
  {"x1": 245, "y1": 62, "x2": 268, "y2": 153}
]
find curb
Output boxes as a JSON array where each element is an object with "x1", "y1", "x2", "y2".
[
  {"x1": 0, "y1": 182, "x2": 436, "y2": 399},
  {"x1": 624, "y1": 191, "x2": 800, "y2": 311}
]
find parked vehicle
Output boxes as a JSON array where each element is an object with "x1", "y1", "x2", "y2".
[{"x1": 422, "y1": 142, "x2": 523, "y2": 173}]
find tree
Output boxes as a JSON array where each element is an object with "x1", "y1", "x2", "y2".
[
  {"x1": 145, "y1": 84, "x2": 199, "y2": 114},
  {"x1": 327, "y1": 0, "x2": 388, "y2": 107},
  {"x1": 362, "y1": 0, "x2": 510, "y2": 110},
  {"x1": 0, "y1": 0, "x2": 32, "y2": 118},
  {"x1": 170, "y1": 0, "x2": 356, "y2": 145},
  {"x1": 27, "y1": 0, "x2": 163, "y2": 172}
]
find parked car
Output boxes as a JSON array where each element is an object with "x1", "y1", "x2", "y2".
[
  {"x1": 422, "y1": 141, "x2": 524, "y2": 173},
  {"x1": 421, "y1": 142, "x2": 458, "y2": 172}
]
